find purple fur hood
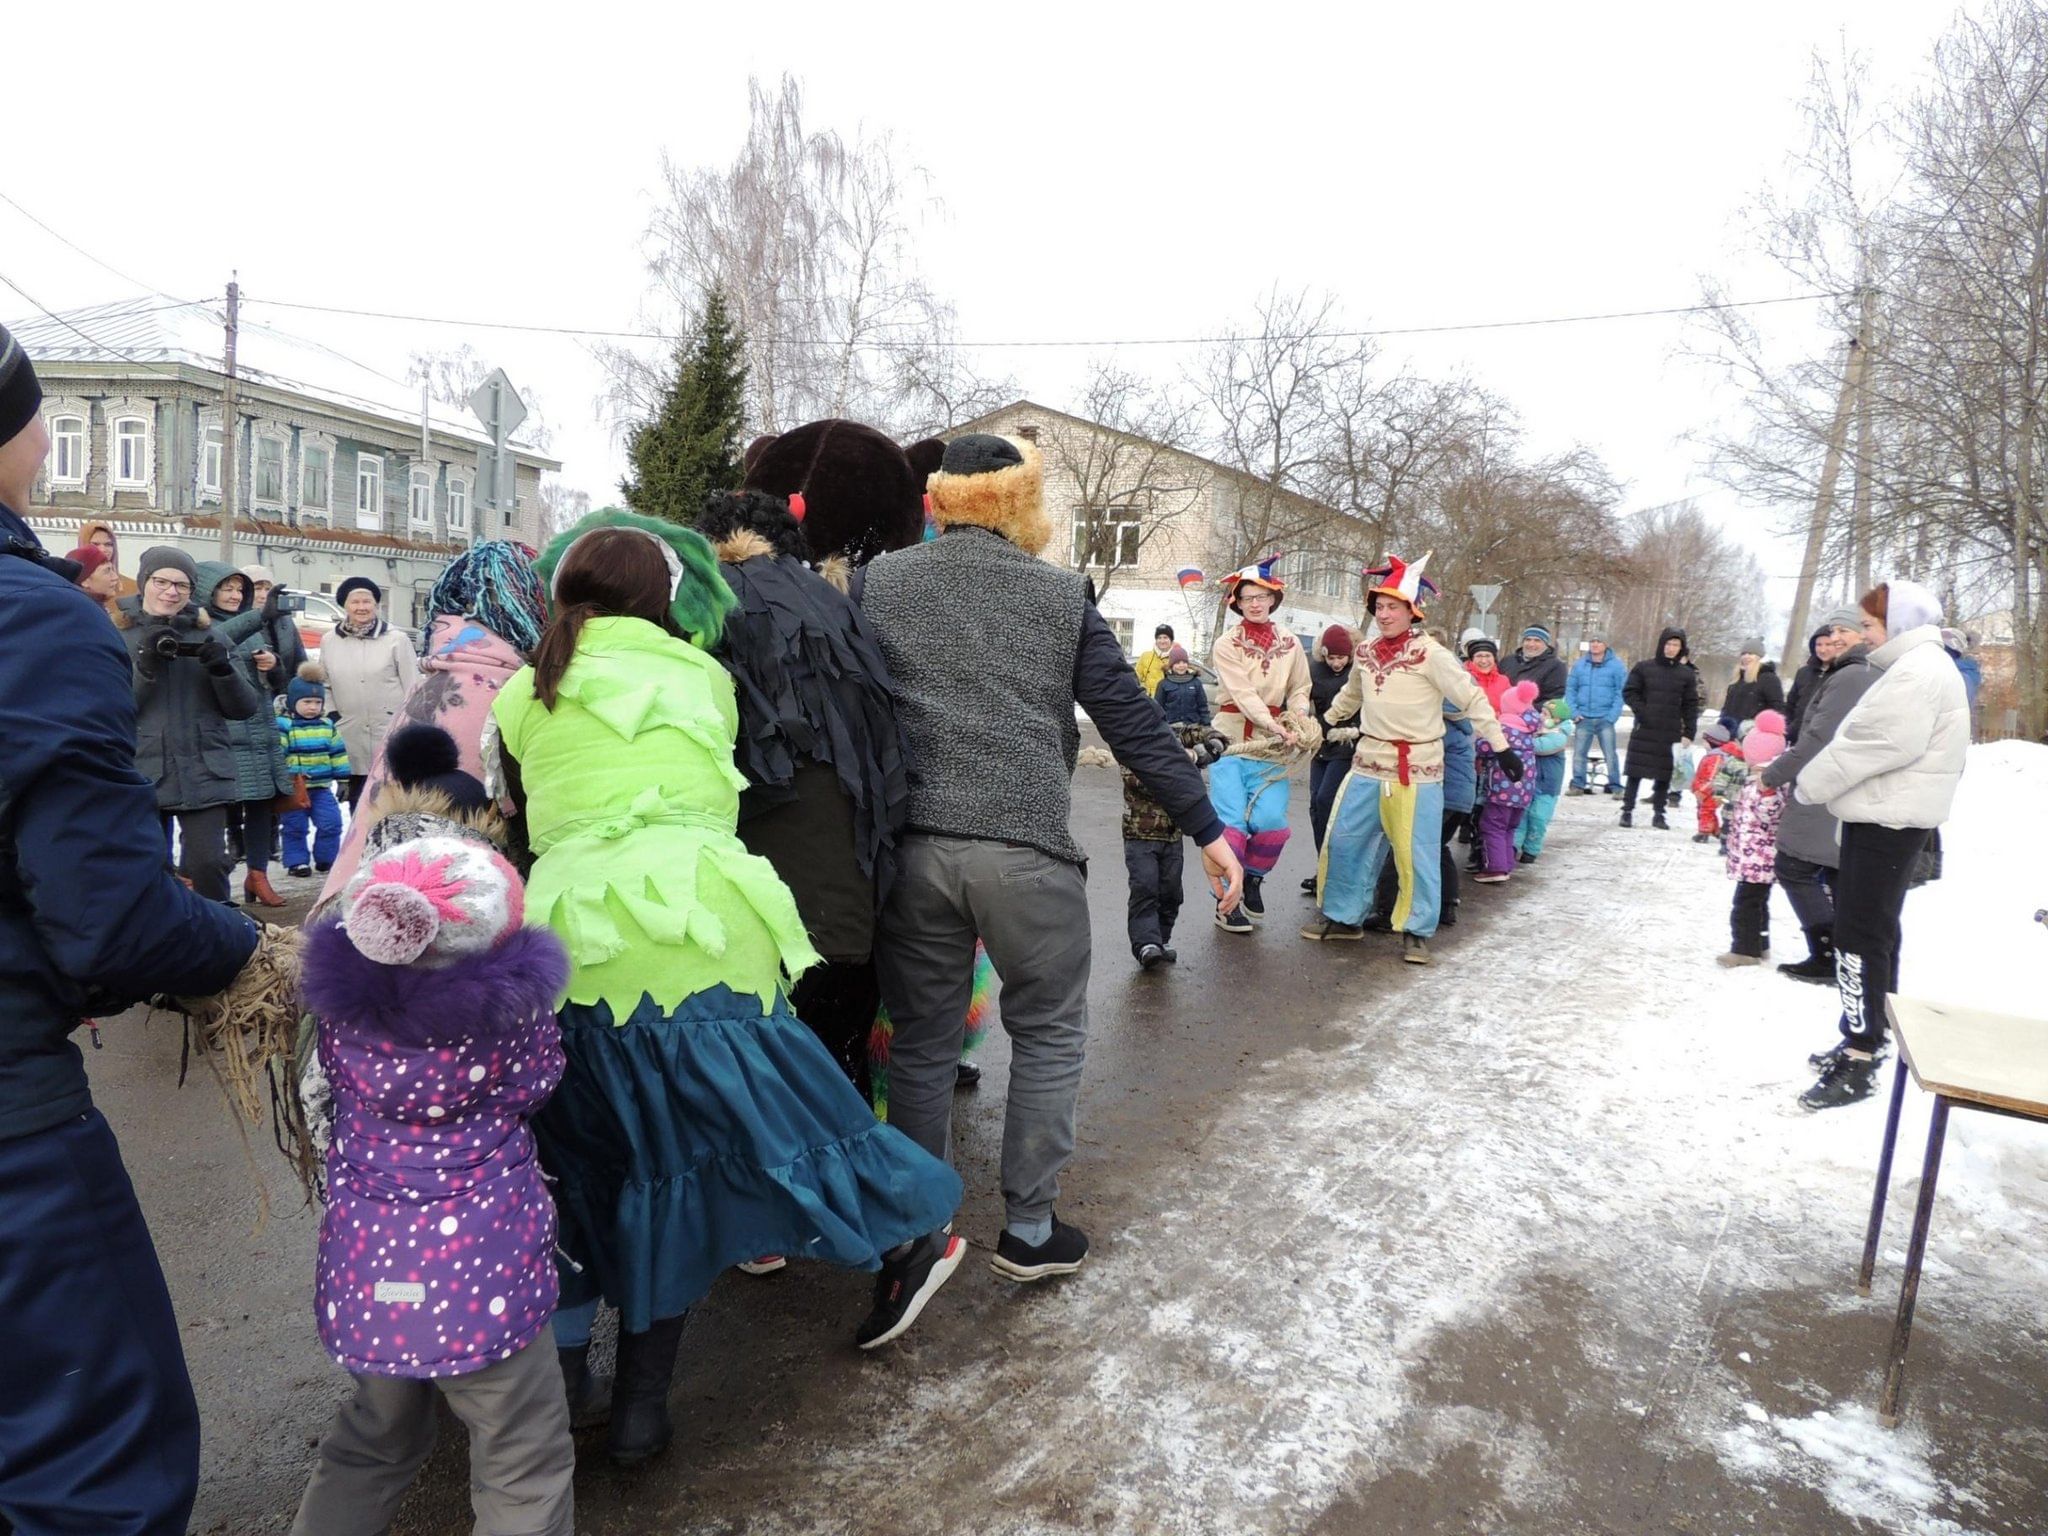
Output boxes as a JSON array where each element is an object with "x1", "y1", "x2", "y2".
[{"x1": 302, "y1": 917, "x2": 570, "y2": 1378}]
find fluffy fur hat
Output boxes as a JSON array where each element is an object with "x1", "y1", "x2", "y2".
[
  {"x1": 742, "y1": 419, "x2": 946, "y2": 569},
  {"x1": 925, "y1": 433, "x2": 1051, "y2": 557},
  {"x1": 340, "y1": 834, "x2": 525, "y2": 968}
]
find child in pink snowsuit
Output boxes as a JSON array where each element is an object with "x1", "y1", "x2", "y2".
[{"x1": 1718, "y1": 709, "x2": 1788, "y2": 967}]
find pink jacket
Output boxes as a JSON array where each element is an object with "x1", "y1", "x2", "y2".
[
  {"x1": 319, "y1": 615, "x2": 526, "y2": 903},
  {"x1": 1723, "y1": 777, "x2": 1784, "y2": 883}
]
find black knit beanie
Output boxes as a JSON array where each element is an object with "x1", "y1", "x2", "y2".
[{"x1": 0, "y1": 324, "x2": 43, "y2": 445}]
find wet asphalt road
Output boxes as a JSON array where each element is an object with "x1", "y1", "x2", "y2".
[{"x1": 87, "y1": 753, "x2": 2048, "y2": 1535}]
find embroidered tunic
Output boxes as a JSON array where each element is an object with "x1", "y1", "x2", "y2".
[
  {"x1": 1208, "y1": 621, "x2": 1312, "y2": 743},
  {"x1": 1326, "y1": 630, "x2": 1509, "y2": 784}
]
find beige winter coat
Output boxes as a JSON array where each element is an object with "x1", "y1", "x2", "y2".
[
  {"x1": 321, "y1": 624, "x2": 418, "y2": 775},
  {"x1": 1793, "y1": 625, "x2": 1968, "y2": 830}
]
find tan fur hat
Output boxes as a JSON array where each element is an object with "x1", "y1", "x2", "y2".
[{"x1": 926, "y1": 434, "x2": 1050, "y2": 557}]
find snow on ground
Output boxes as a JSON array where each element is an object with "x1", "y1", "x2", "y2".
[{"x1": 714, "y1": 743, "x2": 2048, "y2": 1534}]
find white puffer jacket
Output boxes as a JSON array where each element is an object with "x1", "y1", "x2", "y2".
[{"x1": 1794, "y1": 625, "x2": 1967, "y2": 829}]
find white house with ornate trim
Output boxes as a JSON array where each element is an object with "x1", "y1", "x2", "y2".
[{"x1": 8, "y1": 298, "x2": 558, "y2": 627}]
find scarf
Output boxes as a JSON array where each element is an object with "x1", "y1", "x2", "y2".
[
  {"x1": 336, "y1": 614, "x2": 388, "y2": 640},
  {"x1": 1238, "y1": 619, "x2": 1278, "y2": 650}
]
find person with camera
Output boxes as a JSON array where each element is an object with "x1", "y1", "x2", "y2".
[
  {"x1": 197, "y1": 562, "x2": 295, "y2": 908},
  {"x1": 3, "y1": 322, "x2": 263, "y2": 1536},
  {"x1": 114, "y1": 546, "x2": 263, "y2": 904}
]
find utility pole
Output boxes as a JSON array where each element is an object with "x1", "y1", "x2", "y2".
[
  {"x1": 218, "y1": 275, "x2": 239, "y2": 562},
  {"x1": 1781, "y1": 285, "x2": 1874, "y2": 674}
]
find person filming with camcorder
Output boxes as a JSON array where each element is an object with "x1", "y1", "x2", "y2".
[{"x1": 114, "y1": 546, "x2": 262, "y2": 902}]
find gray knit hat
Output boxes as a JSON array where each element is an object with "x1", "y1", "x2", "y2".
[
  {"x1": 0, "y1": 324, "x2": 42, "y2": 445},
  {"x1": 136, "y1": 546, "x2": 199, "y2": 588},
  {"x1": 1817, "y1": 606, "x2": 1865, "y2": 636},
  {"x1": 1739, "y1": 636, "x2": 1767, "y2": 656}
]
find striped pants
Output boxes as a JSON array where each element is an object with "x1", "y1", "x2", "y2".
[{"x1": 1209, "y1": 756, "x2": 1293, "y2": 877}]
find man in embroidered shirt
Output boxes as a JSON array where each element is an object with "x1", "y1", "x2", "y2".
[{"x1": 1305, "y1": 554, "x2": 1516, "y2": 964}]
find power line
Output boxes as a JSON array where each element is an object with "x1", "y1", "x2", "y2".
[
  {"x1": 0, "y1": 188, "x2": 193, "y2": 302},
  {"x1": 0, "y1": 269, "x2": 190, "y2": 380},
  {"x1": 239, "y1": 289, "x2": 1854, "y2": 352}
]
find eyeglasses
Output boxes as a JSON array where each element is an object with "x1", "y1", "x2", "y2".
[{"x1": 146, "y1": 576, "x2": 192, "y2": 595}]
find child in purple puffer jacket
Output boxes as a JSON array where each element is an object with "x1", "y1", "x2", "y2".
[
  {"x1": 291, "y1": 800, "x2": 575, "y2": 1536},
  {"x1": 1473, "y1": 679, "x2": 1539, "y2": 884},
  {"x1": 1718, "y1": 709, "x2": 1788, "y2": 968}
]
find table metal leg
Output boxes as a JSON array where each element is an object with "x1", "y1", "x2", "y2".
[
  {"x1": 1859, "y1": 1060, "x2": 1912, "y2": 1294},
  {"x1": 1880, "y1": 1095, "x2": 1950, "y2": 1427}
]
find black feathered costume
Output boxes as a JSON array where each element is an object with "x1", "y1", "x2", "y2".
[{"x1": 698, "y1": 489, "x2": 912, "y2": 1095}]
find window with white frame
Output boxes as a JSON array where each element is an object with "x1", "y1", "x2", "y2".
[
  {"x1": 302, "y1": 444, "x2": 329, "y2": 507},
  {"x1": 112, "y1": 417, "x2": 149, "y2": 487},
  {"x1": 255, "y1": 436, "x2": 285, "y2": 502},
  {"x1": 447, "y1": 476, "x2": 468, "y2": 533},
  {"x1": 200, "y1": 427, "x2": 223, "y2": 494},
  {"x1": 49, "y1": 415, "x2": 85, "y2": 483},
  {"x1": 409, "y1": 467, "x2": 434, "y2": 530},
  {"x1": 1070, "y1": 501, "x2": 1143, "y2": 569},
  {"x1": 357, "y1": 454, "x2": 384, "y2": 529}
]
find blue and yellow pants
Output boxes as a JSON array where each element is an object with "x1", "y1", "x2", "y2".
[{"x1": 1318, "y1": 771, "x2": 1445, "y2": 936}]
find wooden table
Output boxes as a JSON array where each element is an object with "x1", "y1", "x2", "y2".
[{"x1": 1858, "y1": 995, "x2": 2048, "y2": 1425}]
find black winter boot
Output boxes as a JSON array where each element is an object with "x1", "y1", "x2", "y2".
[
  {"x1": 608, "y1": 1312, "x2": 687, "y2": 1465},
  {"x1": 1778, "y1": 928, "x2": 1836, "y2": 984}
]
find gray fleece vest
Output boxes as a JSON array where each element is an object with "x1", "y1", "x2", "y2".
[{"x1": 862, "y1": 528, "x2": 1090, "y2": 863}]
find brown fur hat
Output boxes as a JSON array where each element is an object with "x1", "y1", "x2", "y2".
[
  {"x1": 741, "y1": 419, "x2": 946, "y2": 569},
  {"x1": 926, "y1": 434, "x2": 1049, "y2": 557}
]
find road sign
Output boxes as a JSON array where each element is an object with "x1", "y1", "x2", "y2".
[
  {"x1": 1469, "y1": 583, "x2": 1502, "y2": 615},
  {"x1": 467, "y1": 370, "x2": 527, "y2": 440}
]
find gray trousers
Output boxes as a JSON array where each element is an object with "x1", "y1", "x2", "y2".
[
  {"x1": 875, "y1": 835, "x2": 1092, "y2": 1227},
  {"x1": 290, "y1": 1326, "x2": 574, "y2": 1536}
]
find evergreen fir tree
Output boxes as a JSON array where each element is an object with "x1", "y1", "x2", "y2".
[{"x1": 622, "y1": 286, "x2": 748, "y2": 524}]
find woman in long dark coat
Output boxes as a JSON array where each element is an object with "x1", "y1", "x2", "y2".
[{"x1": 1618, "y1": 626, "x2": 1700, "y2": 828}]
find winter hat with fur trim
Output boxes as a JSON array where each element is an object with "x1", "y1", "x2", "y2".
[
  {"x1": 1740, "y1": 709, "x2": 1788, "y2": 768},
  {"x1": 340, "y1": 834, "x2": 525, "y2": 968},
  {"x1": 286, "y1": 660, "x2": 327, "y2": 710},
  {"x1": 926, "y1": 434, "x2": 1050, "y2": 556}
]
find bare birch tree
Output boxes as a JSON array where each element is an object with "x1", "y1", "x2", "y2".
[{"x1": 1042, "y1": 364, "x2": 1206, "y2": 598}]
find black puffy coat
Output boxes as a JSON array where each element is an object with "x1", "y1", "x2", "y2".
[
  {"x1": 1720, "y1": 661, "x2": 1785, "y2": 732},
  {"x1": 114, "y1": 596, "x2": 263, "y2": 813},
  {"x1": 1308, "y1": 656, "x2": 1353, "y2": 760},
  {"x1": 1785, "y1": 643, "x2": 1825, "y2": 745},
  {"x1": 1504, "y1": 643, "x2": 1568, "y2": 704},
  {"x1": 1621, "y1": 627, "x2": 1702, "y2": 780}
]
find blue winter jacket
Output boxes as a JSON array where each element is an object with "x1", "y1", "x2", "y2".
[
  {"x1": 0, "y1": 503, "x2": 259, "y2": 1141},
  {"x1": 1566, "y1": 651, "x2": 1628, "y2": 724},
  {"x1": 1949, "y1": 651, "x2": 1982, "y2": 717},
  {"x1": 1441, "y1": 704, "x2": 1477, "y2": 814},
  {"x1": 1155, "y1": 669, "x2": 1211, "y2": 726}
]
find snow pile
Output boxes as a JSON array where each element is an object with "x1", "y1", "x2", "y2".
[{"x1": 1718, "y1": 1403, "x2": 1977, "y2": 1536}]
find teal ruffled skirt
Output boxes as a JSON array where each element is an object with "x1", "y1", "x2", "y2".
[{"x1": 536, "y1": 984, "x2": 962, "y2": 1332}]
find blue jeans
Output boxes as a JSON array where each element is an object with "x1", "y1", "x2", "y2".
[{"x1": 1571, "y1": 719, "x2": 1618, "y2": 790}]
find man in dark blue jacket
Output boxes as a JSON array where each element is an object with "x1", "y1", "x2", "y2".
[{"x1": 0, "y1": 325, "x2": 260, "y2": 1536}]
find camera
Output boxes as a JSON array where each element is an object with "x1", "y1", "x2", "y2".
[
  {"x1": 272, "y1": 590, "x2": 308, "y2": 614},
  {"x1": 147, "y1": 629, "x2": 208, "y2": 660}
]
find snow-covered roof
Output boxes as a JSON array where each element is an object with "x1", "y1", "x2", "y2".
[{"x1": 6, "y1": 297, "x2": 555, "y2": 463}]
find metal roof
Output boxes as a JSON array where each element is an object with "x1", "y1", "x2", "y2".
[{"x1": 7, "y1": 297, "x2": 556, "y2": 463}]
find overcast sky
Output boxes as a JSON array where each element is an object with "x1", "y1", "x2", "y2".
[{"x1": 4, "y1": 1, "x2": 1960, "y2": 629}]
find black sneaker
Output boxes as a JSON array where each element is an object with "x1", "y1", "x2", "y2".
[
  {"x1": 287, "y1": 865, "x2": 313, "y2": 878},
  {"x1": 1692, "y1": 832, "x2": 1711, "y2": 844},
  {"x1": 856, "y1": 1229, "x2": 966, "y2": 1349},
  {"x1": 1159, "y1": 945, "x2": 1178, "y2": 964},
  {"x1": 1808, "y1": 1038, "x2": 1890, "y2": 1070},
  {"x1": 1137, "y1": 943, "x2": 1166, "y2": 970},
  {"x1": 1360, "y1": 911, "x2": 1394, "y2": 933},
  {"x1": 1241, "y1": 877, "x2": 1265, "y2": 920},
  {"x1": 1215, "y1": 903, "x2": 1254, "y2": 935},
  {"x1": 1300, "y1": 917, "x2": 1365, "y2": 941},
  {"x1": 1300, "y1": 875, "x2": 1317, "y2": 895},
  {"x1": 991, "y1": 1216, "x2": 1089, "y2": 1282},
  {"x1": 1800, "y1": 1052, "x2": 1880, "y2": 1111},
  {"x1": 1517, "y1": 850, "x2": 1536, "y2": 865},
  {"x1": 1439, "y1": 900, "x2": 1459, "y2": 928},
  {"x1": 955, "y1": 1061, "x2": 982, "y2": 1088},
  {"x1": 1651, "y1": 814, "x2": 1670, "y2": 830}
]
